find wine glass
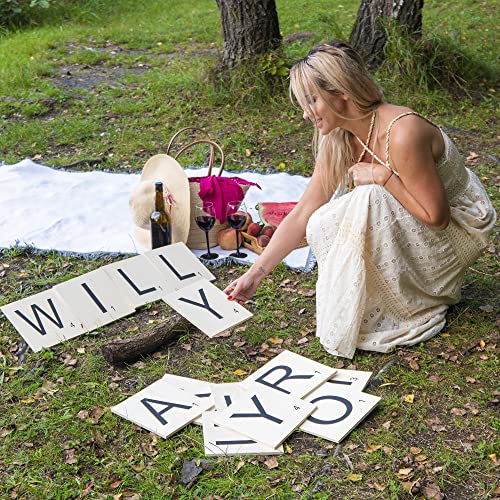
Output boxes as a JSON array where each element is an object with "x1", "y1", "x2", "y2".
[
  {"x1": 195, "y1": 203, "x2": 218, "y2": 260},
  {"x1": 226, "y1": 200, "x2": 248, "y2": 258}
]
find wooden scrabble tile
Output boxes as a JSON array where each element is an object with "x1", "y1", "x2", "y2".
[
  {"x1": 327, "y1": 369, "x2": 373, "y2": 391},
  {"x1": 144, "y1": 242, "x2": 215, "y2": 293},
  {"x1": 212, "y1": 383, "x2": 316, "y2": 448},
  {"x1": 1, "y1": 289, "x2": 85, "y2": 351},
  {"x1": 54, "y1": 268, "x2": 135, "y2": 330},
  {"x1": 300, "y1": 383, "x2": 380, "y2": 443},
  {"x1": 202, "y1": 411, "x2": 284, "y2": 457},
  {"x1": 242, "y1": 350, "x2": 336, "y2": 398},
  {"x1": 111, "y1": 379, "x2": 213, "y2": 439},
  {"x1": 162, "y1": 279, "x2": 252, "y2": 338},
  {"x1": 210, "y1": 383, "x2": 247, "y2": 411}
]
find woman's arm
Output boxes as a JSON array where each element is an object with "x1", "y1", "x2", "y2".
[
  {"x1": 225, "y1": 164, "x2": 329, "y2": 302},
  {"x1": 349, "y1": 116, "x2": 450, "y2": 230}
]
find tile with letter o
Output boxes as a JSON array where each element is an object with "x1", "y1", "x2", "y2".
[
  {"x1": 162, "y1": 279, "x2": 252, "y2": 338},
  {"x1": 111, "y1": 378, "x2": 213, "y2": 438},
  {"x1": 212, "y1": 383, "x2": 316, "y2": 448},
  {"x1": 300, "y1": 383, "x2": 380, "y2": 443},
  {"x1": 242, "y1": 350, "x2": 336, "y2": 398},
  {"x1": 202, "y1": 411, "x2": 284, "y2": 457}
]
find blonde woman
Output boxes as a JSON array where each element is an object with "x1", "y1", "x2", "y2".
[{"x1": 225, "y1": 41, "x2": 495, "y2": 359}]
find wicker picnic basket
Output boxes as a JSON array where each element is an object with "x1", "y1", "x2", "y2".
[{"x1": 167, "y1": 128, "x2": 251, "y2": 250}]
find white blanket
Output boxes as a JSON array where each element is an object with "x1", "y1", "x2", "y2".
[{"x1": 0, "y1": 160, "x2": 315, "y2": 271}]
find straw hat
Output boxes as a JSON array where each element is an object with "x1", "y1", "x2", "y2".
[{"x1": 129, "y1": 154, "x2": 190, "y2": 249}]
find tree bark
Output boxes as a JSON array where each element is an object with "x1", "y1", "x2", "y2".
[
  {"x1": 215, "y1": 0, "x2": 282, "y2": 66},
  {"x1": 350, "y1": 0, "x2": 424, "y2": 68},
  {"x1": 102, "y1": 314, "x2": 192, "y2": 365}
]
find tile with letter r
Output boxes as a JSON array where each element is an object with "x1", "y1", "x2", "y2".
[
  {"x1": 111, "y1": 378, "x2": 213, "y2": 439},
  {"x1": 300, "y1": 383, "x2": 380, "y2": 443},
  {"x1": 202, "y1": 411, "x2": 284, "y2": 457},
  {"x1": 101, "y1": 254, "x2": 171, "y2": 308},
  {"x1": 241, "y1": 350, "x2": 336, "y2": 398},
  {"x1": 1, "y1": 288, "x2": 85, "y2": 352},
  {"x1": 162, "y1": 374, "x2": 214, "y2": 425},
  {"x1": 327, "y1": 368, "x2": 373, "y2": 391},
  {"x1": 144, "y1": 242, "x2": 215, "y2": 293},
  {"x1": 212, "y1": 383, "x2": 316, "y2": 448},
  {"x1": 162, "y1": 279, "x2": 252, "y2": 338},
  {"x1": 54, "y1": 268, "x2": 135, "y2": 331}
]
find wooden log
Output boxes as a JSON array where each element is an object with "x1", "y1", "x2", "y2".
[{"x1": 102, "y1": 314, "x2": 192, "y2": 365}]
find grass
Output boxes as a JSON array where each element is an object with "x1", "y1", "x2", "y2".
[{"x1": 0, "y1": 0, "x2": 499, "y2": 498}]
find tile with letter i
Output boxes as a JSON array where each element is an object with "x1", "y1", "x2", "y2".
[
  {"x1": 162, "y1": 279, "x2": 253, "y2": 338},
  {"x1": 202, "y1": 411, "x2": 284, "y2": 457},
  {"x1": 300, "y1": 383, "x2": 381, "y2": 443},
  {"x1": 209, "y1": 383, "x2": 247, "y2": 411},
  {"x1": 241, "y1": 350, "x2": 336, "y2": 398},
  {"x1": 162, "y1": 374, "x2": 214, "y2": 425},
  {"x1": 212, "y1": 383, "x2": 316, "y2": 449},
  {"x1": 144, "y1": 242, "x2": 215, "y2": 292},
  {"x1": 1, "y1": 289, "x2": 85, "y2": 352},
  {"x1": 327, "y1": 369, "x2": 373, "y2": 391},
  {"x1": 111, "y1": 379, "x2": 214, "y2": 438}
]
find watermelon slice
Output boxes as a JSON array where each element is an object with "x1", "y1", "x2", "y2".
[{"x1": 256, "y1": 202, "x2": 298, "y2": 228}]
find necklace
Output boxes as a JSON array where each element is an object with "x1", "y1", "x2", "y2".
[{"x1": 356, "y1": 110, "x2": 376, "y2": 163}]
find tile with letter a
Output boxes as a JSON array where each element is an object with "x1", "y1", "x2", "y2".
[
  {"x1": 212, "y1": 383, "x2": 316, "y2": 448},
  {"x1": 300, "y1": 383, "x2": 381, "y2": 443},
  {"x1": 102, "y1": 254, "x2": 171, "y2": 308},
  {"x1": 0, "y1": 289, "x2": 85, "y2": 352},
  {"x1": 54, "y1": 268, "x2": 135, "y2": 331},
  {"x1": 162, "y1": 279, "x2": 252, "y2": 338},
  {"x1": 327, "y1": 369, "x2": 373, "y2": 391},
  {"x1": 242, "y1": 350, "x2": 336, "y2": 398},
  {"x1": 111, "y1": 379, "x2": 213, "y2": 439},
  {"x1": 144, "y1": 242, "x2": 215, "y2": 293},
  {"x1": 202, "y1": 411, "x2": 284, "y2": 457},
  {"x1": 162, "y1": 374, "x2": 214, "y2": 425}
]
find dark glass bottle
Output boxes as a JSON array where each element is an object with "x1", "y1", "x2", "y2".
[{"x1": 150, "y1": 182, "x2": 172, "y2": 249}]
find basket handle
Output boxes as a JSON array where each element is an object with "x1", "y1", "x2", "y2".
[
  {"x1": 167, "y1": 127, "x2": 215, "y2": 169},
  {"x1": 174, "y1": 139, "x2": 225, "y2": 177}
]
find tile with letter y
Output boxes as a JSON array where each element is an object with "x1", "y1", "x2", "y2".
[
  {"x1": 1, "y1": 289, "x2": 85, "y2": 352},
  {"x1": 53, "y1": 268, "x2": 135, "y2": 331},
  {"x1": 327, "y1": 369, "x2": 373, "y2": 391},
  {"x1": 162, "y1": 374, "x2": 214, "y2": 425},
  {"x1": 212, "y1": 383, "x2": 316, "y2": 448},
  {"x1": 111, "y1": 379, "x2": 213, "y2": 439},
  {"x1": 144, "y1": 243, "x2": 215, "y2": 293},
  {"x1": 300, "y1": 383, "x2": 381, "y2": 443},
  {"x1": 101, "y1": 254, "x2": 171, "y2": 308},
  {"x1": 202, "y1": 411, "x2": 284, "y2": 457},
  {"x1": 242, "y1": 350, "x2": 336, "y2": 398},
  {"x1": 162, "y1": 279, "x2": 252, "y2": 338}
]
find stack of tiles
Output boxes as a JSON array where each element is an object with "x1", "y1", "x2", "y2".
[{"x1": 112, "y1": 350, "x2": 381, "y2": 456}]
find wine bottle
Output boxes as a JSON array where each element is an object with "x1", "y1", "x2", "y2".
[{"x1": 150, "y1": 182, "x2": 172, "y2": 249}]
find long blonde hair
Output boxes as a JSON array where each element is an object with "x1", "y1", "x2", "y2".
[{"x1": 290, "y1": 41, "x2": 383, "y2": 196}]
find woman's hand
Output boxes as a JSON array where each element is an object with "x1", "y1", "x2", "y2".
[
  {"x1": 224, "y1": 267, "x2": 264, "y2": 304},
  {"x1": 348, "y1": 162, "x2": 391, "y2": 187}
]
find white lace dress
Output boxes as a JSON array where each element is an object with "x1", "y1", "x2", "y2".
[{"x1": 306, "y1": 116, "x2": 496, "y2": 359}]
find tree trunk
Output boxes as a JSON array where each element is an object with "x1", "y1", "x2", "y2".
[
  {"x1": 350, "y1": 0, "x2": 424, "y2": 68},
  {"x1": 215, "y1": 0, "x2": 282, "y2": 66}
]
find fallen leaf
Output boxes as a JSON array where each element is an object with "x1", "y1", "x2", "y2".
[
  {"x1": 365, "y1": 443, "x2": 382, "y2": 453},
  {"x1": 402, "y1": 480, "x2": 420, "y2": 494},
  {"x1": 233, "y1": 341, "x2": 246, "y2": 348},
  {"x1": 450, "y1": 407, "x2": 466, "y2": 416},
  {"x1": 488, "y1": 453, "x2": 498, "y2": 464},
  {"x1": 245, "y1": 149, "x2": 251, "y2": 157},
  {"x1": 233, "y1": 369, "x2": 248, "y2": 376},
  {"x1": 234, "y1": 460, "x2": 245, "y2": 473},
  {"x1": 296, "y1": 337, "x2": 308, "y2": 345},
  {"x1": 130, "y1": 463, "x2": 145, "y2": 473},
  {"x1": 110, "y1": 480, "x2": 122, "y2": 489},
  {"x1": 421, "y1": 482, "x2": 444, "y2": 499},
  {"x1": 181, "y1": 344, "x2": 192, "y2": 351},
  {"x1": 403, "y1": 394, "x2": 414, "y2": 403},
  {"x1": 368, "y1": 482, "x2": 386, "y2": 491},
  {"x1": 398, "y1": 468, "x2": 413, "y2": 477},
  {"x1": 410, "y1": 447, "x2": 422, "y2": 454},
  {"x1": 415, "y1": 454, "x2": 428, "y2": 462},
  {"x1": 285, "y1": 444, "x2": 293, "y2": 454},
  {"x1": 77, "y1": 410, "x2": 89, "y2": 420},
  {"x1": 264, "y1": 456, "x2": 279, "y2": 469},
  {"x1": 409, "y1": 359, "x2": 420, "y2": 370},
  {"x1": 347, "y1": 473, "x2": 362, "y2": 482},
  {"x1": 63, "y1": 448, "x2": 77, "y2": 464},
  {"x1": 298, "y1": 289, "x2": 315, "y2": 297},
  {"x1": 89, "y1": 406, "x2": 106, "y2": 424},
  {"x1": 479, "y1": 304, "x2": 493, "y2": 313},
  {"x1": 267, "y1": 337, "x2": 283, "y2": 345},
  {"x1": 382, "y1": 421, "x2": 391, "y2": 430}
]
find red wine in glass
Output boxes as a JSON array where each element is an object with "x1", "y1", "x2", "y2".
[
  {"x1": 195, "y1": 203, "x2": 218, "y2": 260},
  {"x1": 226, "y1": 201, "x2": 247, "y2": 258}
]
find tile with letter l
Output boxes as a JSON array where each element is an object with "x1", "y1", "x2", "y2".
[
  {"x1": 111, "y1": 379, "x2": 213, "y2": 439},
  {"x1": 162, "y1": 279, "x2": 252, "y2": 338},
  {"x1": 1, "y1": 289, "x2": 85, "y2": 352},
  {"x1": 162, "y1": 374, "x2": 214, "y2": 425},
  {"x1": 202, "y1": 411, "x2": 284, "y2": 457},
  {"x1": 210, "y1": 383, "x2": 247, "y2": 411},
  {"x1": 144, "y1": 242, "x2": 215, "y2": 293},
  {"x1": 212, "y1": 383, "x2": 316, "y2": 448},
  {"x1": 327, "y1": 369, "x2": 373, "y2": 391},
  {"x1": 300, "y1": 383, "x2": 380, "y2": 443},
  {"x1": 102, "y1": 254, "x2": 171, "y2": 308},
  {"x1": 242, "y1": 350, "x2": 336, "y2": 398},
  {"x1": 54, "y1": 268, "x2": 135, "y2": 331}
]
